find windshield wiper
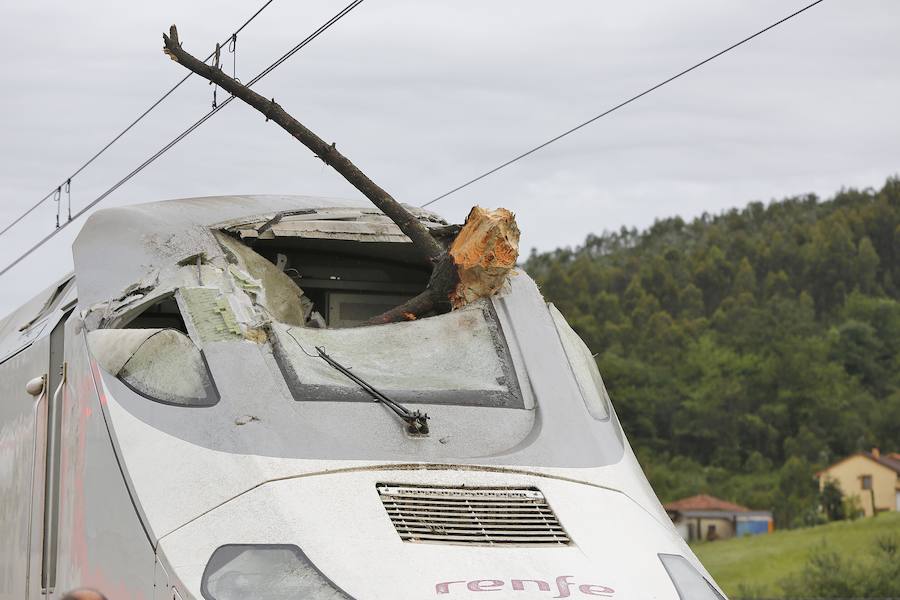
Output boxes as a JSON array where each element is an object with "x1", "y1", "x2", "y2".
[{"x1": 315, "y1": 346, "x2": 430, "y2": 435}]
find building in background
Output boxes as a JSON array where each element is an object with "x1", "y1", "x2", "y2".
[
  {"x1": 664, "y1": 494, "x2": 773, "y2": 542},
  {"x1": 816, "y1": 448, "x2": 900, "y2": 517}
]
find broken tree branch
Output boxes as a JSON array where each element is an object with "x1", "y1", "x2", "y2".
[
  {"x1": 162, "y1": 26, "x2": 519, "y2": 325},
  {"x1": 366, "y1": 207, "x2": 519, "y2": 325},
  {"x1": 162, "y1": 25, "x2": 443, "y2": 263}
]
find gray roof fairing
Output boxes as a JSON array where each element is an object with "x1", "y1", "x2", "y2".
[{"x1": 71, "y1": 194, "x2": 431, "y2": 308}]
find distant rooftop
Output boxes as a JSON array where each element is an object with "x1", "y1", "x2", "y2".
[
  {"x1": 663, "y1": 494, "x2": 750, "y2": 513},
  {"x1": 868, "y1": 451, "x2": 900, "y2": 474},
  {"x1": 816, "y1": 449, "x2": 900, "y2": 477}
]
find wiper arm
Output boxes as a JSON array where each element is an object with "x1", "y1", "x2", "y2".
[{"x1": 315, "y1": 346, "x2": 430, "y2": 436}]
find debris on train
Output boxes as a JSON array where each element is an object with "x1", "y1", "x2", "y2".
[
  {"x1": 214, "y1": 231, "x2": 313, "y2": 326},
  {"x1": 179, "y1": 287, "x2": 245, "y2": 342},
  {"x1": 162, "y1": 25, "x2": 519, "y2": 324},
  {"x1": 448, "y1": 206, "x2": 520, "y2": 310},
  {"x1": 234, "y1": 415, "x2": 260, "y2": 426}
]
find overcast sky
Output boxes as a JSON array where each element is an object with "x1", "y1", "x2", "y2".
[{"x1": 1, "y1": 0, "x2": 898, "y2": 317}]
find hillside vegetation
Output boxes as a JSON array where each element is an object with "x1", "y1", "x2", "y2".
[
  {"x1": 693, "y1": 511, "x2": 900, "y2": 596},
  {"x1": 524, "y1": 178, "x2": 900, "y2": 527}
]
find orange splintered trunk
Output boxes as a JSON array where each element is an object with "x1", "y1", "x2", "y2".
[{"x1": 449, "y1": 206, "x2": 520, "y2": 309}]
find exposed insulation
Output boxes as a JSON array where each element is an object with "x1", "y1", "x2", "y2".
[
  {"x1": 180, "y1": 287, "x2": 244, "y2": 342},
  {"x1": 215, "y1": 231, "x2": 312, "y2": 326}
]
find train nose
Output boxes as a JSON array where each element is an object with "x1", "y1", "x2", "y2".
[{"x1": 155, "y1": 468, "x2": 719, "y2": 599}]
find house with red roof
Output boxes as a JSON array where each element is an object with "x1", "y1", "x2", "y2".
[{"x1": 663, "y1": 493, "x2": 773, "y2": 542}]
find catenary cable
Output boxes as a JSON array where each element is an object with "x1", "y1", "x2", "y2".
[
  {"x1": 0, "y1": 0, "x2": 365, "y2": 278},
  {"x1": 0, "y1": 0, "x2": 277, "y2": 238},
  {"x1": 421, "y1": 0, "x2": 826, "y2": 208}
]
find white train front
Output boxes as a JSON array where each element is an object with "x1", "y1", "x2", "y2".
[{"x1": 0, "y1": 196, "x2": 726, "y2": 599}]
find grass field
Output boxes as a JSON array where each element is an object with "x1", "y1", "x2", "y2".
[{"x1": 692, "y1": 511, "x2": 900, "y2": 597}]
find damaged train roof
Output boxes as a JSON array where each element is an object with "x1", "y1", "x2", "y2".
[{"x1": 72, "y1": 194, "x2": 445, "y2": 309}]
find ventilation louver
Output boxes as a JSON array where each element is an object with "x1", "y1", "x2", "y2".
[{"x1": 377, "y1": 485, "x2": 571, "y2": 547}]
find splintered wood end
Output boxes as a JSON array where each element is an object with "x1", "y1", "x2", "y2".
[{"x1": 448, "y1": 206, "x2": 520, "y2": 309}]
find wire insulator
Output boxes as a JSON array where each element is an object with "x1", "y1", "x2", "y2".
[
  {"x1": 53, "y1": 187, "x2": 61, "y2": 229},
  {"x1": 64, "y1": 179, "x2": 72, "y2": 221}
]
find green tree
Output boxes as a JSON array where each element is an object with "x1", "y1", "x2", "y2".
[
  {"x1": 819, "y1": 478, "x2": 845, "y2": 521},
  {"x1": 523, "y1": 177, "x2": 900, "y2": 527},
  {"x1": 856, "y1": 236, "x2": 880, "y2": 293}
]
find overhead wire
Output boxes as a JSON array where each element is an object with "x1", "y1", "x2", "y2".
[
  {"x1": 421, "y1": 0, "x2": 826, "y2": 208},
  {"x1": 0, "y1": 0, "x2": 366, "y2": 278},
  {"x1": 0, "y1": 0, "x2": 277, "y2": 238},
  {"x1": 2, "y1": 0, "x2": 822, "y2": 276}
]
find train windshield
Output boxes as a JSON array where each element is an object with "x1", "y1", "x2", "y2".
[
  {"x1": 91, "y1": 218, "x2": 528, "y2": 413},
  {"x1": 269, "y1": 301, "x2": 523, "y2": 409}
]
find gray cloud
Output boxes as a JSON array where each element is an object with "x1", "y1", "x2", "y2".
[{"x1": 1, "y1": 0, "x2": 898, "y2": 317}]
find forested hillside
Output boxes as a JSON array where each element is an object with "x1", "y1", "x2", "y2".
[{"x1": 524, "y1": 178, "x2": 900, "y2": 527}]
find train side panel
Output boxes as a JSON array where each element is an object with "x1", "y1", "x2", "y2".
[
  {"x1": 0, "y1": 340, "x2": 49, "y2": 600},
  {"x1": 53, "y1": 322, "x2": 156, "y2": 599}
]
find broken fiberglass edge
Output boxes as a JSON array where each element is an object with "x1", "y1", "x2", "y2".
[{"x1": 70, "y1": 195, "x2": 621, "y2": 465}]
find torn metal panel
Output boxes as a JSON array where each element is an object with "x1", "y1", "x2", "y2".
[
  {"x1": 90, "y1": 269, "x2": 164, "y2": 323},
  {"x1": 71, "y1": 196, "x2": 447, "y2": 329},
  {"x1": 220, "y1": 205, "x2": 447, "y2": 244},
  {"x1": 72, "y1": 195, "x2": 371, "y2": 309},
  {"x1": 16, "y1": 277, "x2": 76, "y2": 333},
  {"x1": 116, "y1": 270, "x2": 161, "y2": 302},
  {"x1": 239, "y1": 220, "x2": 411, "y2": 243},
  {"x1": 82, "y1": 275, "x2": 178, "y2": 332},
  {"x1": 216, "y1": 205, "x2": 445, "y2": 231},
  {"x1": 176, "y1": 264, "x2": 228, "y2": 290},
  {"x1": 215, "y1": 231, "x2": 312, "y2": 326},
  {"x1": 0, "y1": 273, "x2": 76, "y2": 363}
]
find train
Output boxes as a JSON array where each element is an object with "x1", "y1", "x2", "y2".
[{"x1": 0, "y1": 195, "x2": 726, "y2": 599}]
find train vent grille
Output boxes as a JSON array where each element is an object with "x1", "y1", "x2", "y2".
[{"x1": 377, "y1": 485, "x2": 571, "y2": 547}]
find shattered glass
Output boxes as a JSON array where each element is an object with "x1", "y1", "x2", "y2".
[{"x1": 271, "y1": 301, "x2": 524, "y2": 408}]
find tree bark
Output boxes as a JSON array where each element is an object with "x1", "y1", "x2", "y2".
[
  {"x1": 365, "y1": 253, "x2": 458, "y2": 325},
  {"x1": 163, "y1": 25, "x2": 444, "y2": 262}
]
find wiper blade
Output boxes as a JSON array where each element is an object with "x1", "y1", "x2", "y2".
[{"x1": 315, "y1": 346, "x2": 430, "y2": 435}]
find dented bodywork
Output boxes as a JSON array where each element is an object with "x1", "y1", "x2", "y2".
[{"x1": 73, "y1": 196, "x2": 626, "y2": 466}]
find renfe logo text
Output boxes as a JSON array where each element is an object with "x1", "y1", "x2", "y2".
[{"x1": 436, "y1": 576, "x2": 614, "y2": 597}]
